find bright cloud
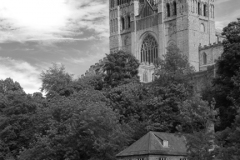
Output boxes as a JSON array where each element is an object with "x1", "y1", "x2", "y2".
[
  {"x1": 0, "y1": 57, "x2": 42, "y2": 93},
  {"x1": 66, "y1": 0, "x2": 109, "y2": 37},
  {"x1": 1, "y1": 0, "x2": 70, "y2": 30},
  {"x1": 0, "y1": 0, "x2": 109, "y2": 42}
]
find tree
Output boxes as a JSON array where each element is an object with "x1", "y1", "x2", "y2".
[
  {"x1": 0, "y1": 78, "x2": 44, "y2": 160},
  {"x1": 177, "y1": 95, "x2": 218, "y2": 160},
  {"x1": 40, "y1": 64, "x2": 74, "y2": 98},
  {"x1": 103, "y1": 50, "x2": 140, "y2": 88},
  {"x1": 154, "y1": 44, "x2": 195, "y2": 85},
  {"x1": 215, "y1": 108, "x2": 240, "y2": 160},
  {"x1": 106, "y1": 82, "x2": 147, "y2": 123},
  {"x1": 19, "y1": 88, "x2": 132, "y2": 160},
  {"x1": 74, "y1": 74, "x2": 104, "y2": 91},
  {"x1": 195, "y1": 19, "x2": 240, "y2": 159},
  {"x1": 144, "y1": 44, "x2": 195, "y2": 132},
  {"x1": 106, "y1": 82, "x2": 150, "y2": 141},
  {"x1": 213, "y1": 19, "x2": 240, "y2": 130}
]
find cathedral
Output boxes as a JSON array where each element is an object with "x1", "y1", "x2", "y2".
[{"x1": 108, "y1": 0, "x2": 224, "y2": 83}]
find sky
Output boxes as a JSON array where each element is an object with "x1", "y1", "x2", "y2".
[{"x1": 0, "y1": 0, "x2": 239, "y2": 94}]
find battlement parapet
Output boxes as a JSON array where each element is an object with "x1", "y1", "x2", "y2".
[{"x1": 199, "y1": 41, "x2": 223, "y2": 51}]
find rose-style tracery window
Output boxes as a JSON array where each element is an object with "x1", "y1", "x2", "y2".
[{"x1": 141, "y1": 35, "x2": 158, "y2": 65}]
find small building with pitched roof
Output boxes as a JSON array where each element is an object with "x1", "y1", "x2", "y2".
[{"x1": 116, "y1": 131, "x2": 187, "y2": 160}]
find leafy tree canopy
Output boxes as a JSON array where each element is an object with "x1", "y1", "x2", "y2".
[
  {"x1": 19, "y1": 89, "x2": 132, "y2": 160},
  {"x1": 154, "y1": 44, "x2": 195, "y2": 85},
  {"x1": 103, "y1": 50, "x2": 140, "y2": 88},
  {"x1": 143, "y1": 45, "x2": 195, "y2": 132},
  {"x1": 213, "y1": 19, "x2": 240, "y2": 130},
  {"x1": 40, "y1": 64, "x2": 73, "y2": 98},
  {"x1": 0, "y1": 78, "x2": 45, "y2": 160}
]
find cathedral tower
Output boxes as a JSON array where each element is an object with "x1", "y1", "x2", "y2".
[{"x1": 109, "y1": 0, "x2": 216, "y2": 82}]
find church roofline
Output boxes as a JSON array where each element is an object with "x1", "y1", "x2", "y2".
[{"x1": 199, "y1": 41, "x2": 223, "y2": 51}]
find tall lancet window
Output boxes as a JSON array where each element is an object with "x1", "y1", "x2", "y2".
[
  {"x1": 203, "y1": 4, "x2": 207, "y2": 16},
  {"x1": 121, "y1": 17, "x2": 125, "y2": 30},
  {"x1": 173, "y1": 1, "x2": 177, "y2": 16},
  {"x1": 167, "y1": 3, "x2": 171, "y2": 17},
  {"x1": 203, "y1": 52, "x2": 207, "y2": 65},
  {"x1": 141, "y1": 35, "x2": 158, "y2": 65}
]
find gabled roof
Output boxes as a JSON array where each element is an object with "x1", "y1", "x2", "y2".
[{"x1": 116, "y1": 131, "x2": 187, "y2": 157}]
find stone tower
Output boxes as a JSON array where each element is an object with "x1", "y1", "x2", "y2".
[{"x1": 109, "y1": 0, "x2": 217, "y2": 82}]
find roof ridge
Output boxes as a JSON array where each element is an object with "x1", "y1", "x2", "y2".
[
  {"x1": 116, "y1": 131, "x2": 187, "y2": 157},
  {"x1": 148, "y1": 132, "x2": 152, "y2": 153}
]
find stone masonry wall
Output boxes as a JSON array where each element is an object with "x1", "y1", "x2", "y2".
[{"x1": 199, "y1": 42, "x2": 223, "y2": 71}]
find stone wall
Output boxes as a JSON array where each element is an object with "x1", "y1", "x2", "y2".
[
  {"x1": 117, "y1": 155, "x2": 187, "y2": 160},
  {"x1": 199, "y1": 42, "x2": 223, "y2": 71},
  {"x1": 191, "y1": 66, "x2": 215, "y2": 93},
  {"x1": 117, "y1": 155, "x2": 148, "y2": 160},
  {"x1": 149, "y1": 155, "x2": 186, "y2": 160}
]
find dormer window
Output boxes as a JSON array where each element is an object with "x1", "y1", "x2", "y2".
[{"x1": 163, "y1": 140, "x2": 168, "y2": 148}]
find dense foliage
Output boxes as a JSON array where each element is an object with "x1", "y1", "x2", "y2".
[
  {"x1": 103, "y1": 50, "x2": 140, "y2": 87},
  {"x1": 211, "y1": 19, "x2": 240, "y2": 159},
  {"x1": 212, "y1": 19, "x2": 240, "y2": 130}
]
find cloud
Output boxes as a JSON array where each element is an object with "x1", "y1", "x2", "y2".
[
  {"x1": 0, "y1": 57, "x2": 42, "y2": 94},
  {"x1": 215, "y1": 0, "x2": 231, "y2": 4},
  {"x1": 215, "y1": 7, "x2": 240, "y2": 30},
  {"x1": 0, "y1": 0, "x2": 109, "y2": 43},
  {"x1": 66, "y1": 0, "x2": 109, "y2": 37}
]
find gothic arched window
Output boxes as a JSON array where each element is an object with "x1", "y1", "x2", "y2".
[
  {"x1": 167, "y1": 3, "x2": 171, "y2": 17},
  {"x1": 198, "y1": 2, "x2": 201, "y2": 15},
  {"x1": 200, "y1": 23, "x2": 205, "y2": 32},
  {"x1": 127, "y1": 15, "x2": 131, "y2": 28},
  {"x1": 173, "y1": 1, "x2": 177, "y2": 16},
  {"x1": 203, "y1": 52, "x2": 207, "y2": 65},
  {"x1": 203, "y1": 4, "x2": 207, "y2": 16},
  {"x1": 141, "y1": 35, "x2": 158, "y2": 65},
  {"x1": 121, "y1": 17, "x2": 125, "y2": 30}
]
